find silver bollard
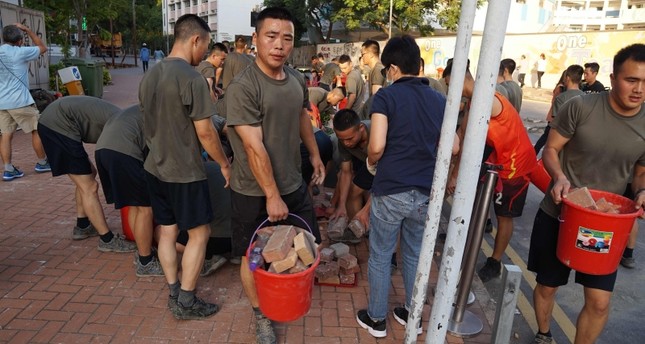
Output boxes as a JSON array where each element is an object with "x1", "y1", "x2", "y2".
[
  {"x1": 448, "y1": 170, "x2": 498, "y2": 337},
  {"x1": 492, "y1": 264, "x2": 523, "y2": 344}
]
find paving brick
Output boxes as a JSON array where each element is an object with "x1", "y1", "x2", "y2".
[
  {"x1": 30, "y1": 320, "x2": 65, "y2": 343},
  {"x1": 330, "y1": 243, "x2": 350, "y2": 257},
  {"x1": 262, "y1": 225, "x2": 297, "y2": 263},
  {"x1": 51, "y1": 333, "x2": 94, "y2": 343},
  {"x1": 338, "y1": 254, "x2": 358, "y2": 269},
  {"x1": 34, "y1": 309, "x2": 74, "y2": 321},
  {"x1": 7, "y1": 330, "x2": 36, "y2": 344},
  {"x1": 270, "y1": 248, "x2": 298, "y2": 273},
  {"x1": 17, "y1": 300, "x2": 48, "y2": 320},
  {"x1": 0, "y1": 307, "x2": 21, "y2": 327},
  {"x1": 294, "y1": 232, "x2": 316, "y2": 266},
  {"x1": 5, "y1": 318, "x2": 47, "y2": 331}
]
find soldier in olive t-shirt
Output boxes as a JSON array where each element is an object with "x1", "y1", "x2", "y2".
[
  {"x1": 39, "y1": 96, "x2": 119, "y2": 143},
  {"x1": 221, "y1": 51, "x2": 253, "y2": 90}
]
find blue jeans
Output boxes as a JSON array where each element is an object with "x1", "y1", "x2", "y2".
[{"x1": 367, "y1": 190, "x2": 429, "y2": 320}]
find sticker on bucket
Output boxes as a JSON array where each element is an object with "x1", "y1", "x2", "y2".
[{"x1": 575, "y1": 227, "x2": 613, "y2": 253}]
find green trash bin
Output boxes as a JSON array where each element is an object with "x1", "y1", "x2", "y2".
[{"x1": 62, "y1": 59, "x2": 104, "y2": 98}]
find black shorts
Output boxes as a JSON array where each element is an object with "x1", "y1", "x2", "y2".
[
  {"x1": 144, "y1": 171, "x2": 213, "y2": 232},
  {"x1": 493, "y1": 176, "x2": 529, "y2": 218},
  {"x1": 95, "y1": 149, "x2": 150, "y2": 209},
  {"x1": 38, "y1": 123, "x2": 91, "y2": 177},
  {"x1": 351, "y1": 156, "x2": 373, "y2": 191},
  {"x1": 527, "y1": 209, "x2": 618, "y2": 292},
  {"x1": 230, "y1": 182, "x2": 320, "y2": 257}
]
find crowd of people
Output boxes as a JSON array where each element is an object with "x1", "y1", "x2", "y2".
[{"x1": 2, "y1": 7, "x2": 644, "y2": 344}]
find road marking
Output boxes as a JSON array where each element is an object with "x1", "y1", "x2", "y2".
[{"x1": 480, "y1": 235, "x2": 576, "y2": 343}]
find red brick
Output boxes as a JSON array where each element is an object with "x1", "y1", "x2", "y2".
[
  {"x1": 88, "y1": 304, "x2": 117, "y2": 324},
  {"x1": 79, "y1": 323, "x2": 119, "y2": 336},
  {"x1": 5, "y1": 318, "x2": 47, "y2": 331},
  {"x1": 17, "y1": 300, "x2": 48, "y2": 320},
  {"x1": 566, "y1": 187, "x2": 596, "y2": 209},
  {"x1": 51, "y1": 333, "x2": 94, "y2": 343},
  {"x1": 30, "y1": 320, "x2": 65, "y2": 343},
  {"x1": 262, "y1": 225, "x2": 297, "y2": 263},
  {"x1": 288, "y1": 259, "x2": 309, "y2": 274},
  {"x1": 61, "y1": 312, "x2": 91, "y2": 333},
  {"x1": 34, "y1": 309, "x2": 73, "y2": 321},
  {"x1": 0, "y1": 308, "x2": 21, "y2": 327},
  {"x1": 324, "y1": 325, "x2": 358, "y2": 337},
  {"x1": 320, "y1": 248, "x2": 335, "y2": 262},
  {"x1": 338, "y1": 254, "x2": 358, "y2": 269},
  {"x1": 20, "y1": 290, "x2": 58, "y2": 302},
  {"x1": 304, "y1": 315, "x2": 322, "y2": 336},
  {"x1": 7, "y1": 330, "x2": 36, "y2": 344}
]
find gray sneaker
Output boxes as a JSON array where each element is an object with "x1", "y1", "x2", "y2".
[
  {"x1": 620, "y1": 256, "x2": 636, "y2": 269},
  {"x1": 135, "y1": 256, "x2": 164, "y2": 277},
  {"x1": 171, "y1": 296, "x2": 220, "y2": 320},
  {"x1": 201, "y1": 255, "x2": 227, "y2": 277},
  {"x1": 533, "y1": 333, "x2": 553, "y2": 344},
  {"x1": 255, "y1": 316, "x2": 277, "y2": 344},
  {"x1": 168, "y1": 295, "x2": 180, "y2": 314},
  {"x1": 98, "y1": 234, "x2": 137, "y2": 253},
  {"x1": 72, "y1": 224, "x2": 99, "y2": 240}
]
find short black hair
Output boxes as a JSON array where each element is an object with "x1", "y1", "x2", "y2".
[
  {"x1": 584, "y1": 62, "x2": 600, "y2": 73},
  {"x1": 255, "y1": 7, "x2": 293, "y2": 33},
  {"x1": 210, "y1": 43, "x2": 228, "y2": 55},
  {"x1": 174, "y1": 14, "x2": 210, "y2": 41},
  {"x1": 565, "y1": 64, "x2": 584, "y2": 84},
  {"x1": 362, "y1": 39, "x2": 380, "y2": 55},
  {"x1": 333, "y1": 109, "x2": 361, "y2": 131},
  {"x1": 312, "y1": 55, "x2": 318, "y2": 61},
  {"x1": 499, "y1": 58, "x2": 516, "y2": 76},
  {"x1": 444, "y1": 57, "x2": 470, "y2": 77},
  {"x1": 317, "y1": 52, "x2": 324, "y2": 59},
  {"x1": 338, "y1": 54, "x2": 352, "y2": 64},
  {"x1": 380, "y1": 35, "x2": 420, "y2": 76},
  {"x1": 2, "y1": 25, "x2": 23, "y2": 44}
]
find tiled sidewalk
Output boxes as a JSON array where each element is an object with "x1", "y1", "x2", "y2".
[{"x1": 0, "y1": 68, "x2": 495, "y2": 343}]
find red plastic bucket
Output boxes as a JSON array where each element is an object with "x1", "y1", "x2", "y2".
[
  {"x1": 557, "y1": 189, "x2": 643, "y2": 275},
  {"x1": 246, "y1": 215, "x2": 319, "y2": 322},
  {"x1": 120, "y1": 207, "x2": 135, "y2": 241},
  {"x1": 529, "y1": 159, "x2": 551, "y2": 194}
]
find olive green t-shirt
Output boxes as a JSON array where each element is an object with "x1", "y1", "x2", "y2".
[
  {"x1": 320, "y1": 62, "x2": 341, "y2": 86},
  {"x1": 495, "y1": 80, "x2": 523, "y2": 112},
  {"x1": 221, "y1": 51, "x2": 253, "y2": 90},
  {"x1": 39, "y1": 96, "x2": 120, "y2": 143},
  {"x1": 552, "y1": 89, "x2": 584, "y2": 117},
  {"x1": 95, "y1": 105, "x2": 145, "y2": 161},
  {"x1": 308, "y1": 87, "x2": 332, "y2": 115},
  {"x1": 368, "y1": 62, "x2": 386, "y2": 96},
  {"x1": 540, "y1": 92, "x2": 645, "y2": 218},
  {"x1": 226, "y1": 63, "x2": 308, "y2": 196},
  {"x1": 138, "y1": 57, "x2": 214, "y2": 183}
]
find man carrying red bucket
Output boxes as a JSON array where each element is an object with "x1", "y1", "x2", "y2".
[
  {"x1": 224, "y1": 7, "x2": 325, "y2": 344},
  {"x1": 527, "y1": 43, "x2": 645, "y2": 344}
]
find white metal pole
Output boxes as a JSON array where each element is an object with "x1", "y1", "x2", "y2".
[
  {"x1": 389, "y1": 0, "x2": 393, "y2": 39},
  {"x1": 425, "y1": 1, "x2": 511, "y2": 343},
  {"x1": 403, "y1": 0, "x2": 478, "y2": 342}
]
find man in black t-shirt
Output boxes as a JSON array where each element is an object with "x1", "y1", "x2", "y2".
[{"x1": 581, "y1": 62, "x2": 606, "y2": 93}]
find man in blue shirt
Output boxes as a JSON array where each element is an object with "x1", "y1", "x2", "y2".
[
  {"x1": 0, "y1": 23, "x2": 51, "y2": 181},
  {"x1": 140, "y1": 43, "x2": 150, "y2": 72}
]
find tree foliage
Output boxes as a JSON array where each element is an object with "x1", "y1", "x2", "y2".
[{"x1": 263, "y1": 0, "x2": 344, "y2": 44}]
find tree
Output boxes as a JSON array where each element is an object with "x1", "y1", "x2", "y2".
[
  {"x1": 263, "y1": 0, "x2": 344, "y2": 44},
  {"x1": 333, "y1": 0, "x2": 486, "y2": 36}
]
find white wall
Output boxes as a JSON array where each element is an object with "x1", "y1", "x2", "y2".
[
  {"x1": 216, "y1": 0, "x2": 262, "y2": 43},
  {"x1": 473, "y1": 0, "x2": 556, "y2": 33}
]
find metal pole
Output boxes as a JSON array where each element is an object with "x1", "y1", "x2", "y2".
[
  {"x1": 448, "y1": 171, "x2": 498, "y2": 337},
  {"x1": 388, "y1": 0, "x2": 393, "y2": 39},
  {"x1": 492, "y1": 265, "x2": 523, "y2": 344},
  {"x1": 425, "y1": 1, "x2": 511, "y2": 343},
  {"x1": 133, "y1": 0, "x2": 138, "y2": 67},
  {"x1": 403, "y1": 0, "x2": 478, "y2": 342}
]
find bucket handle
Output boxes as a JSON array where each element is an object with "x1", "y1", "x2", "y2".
[
  {"x1": 247, "y1": 213, "x2": 313, "y2": 252},
  {"x1": 557, "y1": 216, "x2": 564, "y2": 223}
]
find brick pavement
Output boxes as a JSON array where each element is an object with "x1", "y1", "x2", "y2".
[{"x1": 0, "y1": 67, "x2": 497, "y2": 343}]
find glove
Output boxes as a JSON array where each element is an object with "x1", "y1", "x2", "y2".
[{"x1": 366, "y1": 157, "x2": 377, "y2": 176}]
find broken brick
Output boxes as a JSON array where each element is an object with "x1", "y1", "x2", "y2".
[
  {"x1": 339, "y1": 273, "x2": 356, "y2": 285},
  {"x1": 317, "y1": 275, "x2": 341, "y2": 285},
  {"x1": 320, "y1": 248, "x2": 335, "y2": 262},
  {"x1": 348, "y1": 219, "x2": 366, "y2": 238},
  {"x1": 566, "y1": 187, "x2": 596, "y2": 209},
  {"x1": 337, "y1": 253, "x2": 358, "y2": 269},
  {"x1": 262, "y1": 225, "x2": 297, "y2": 263},
  {"x1": 294, "y1": 232, "x2": 316, "y2": 266},
  {"x1": 270, "y1": 248, "x2": 299, "y2": 273},
  {"x1": 340, "y1": 265, "x2": 360, "y2": 275},
  {"x1": 288, "y1": 259, "x2": 308, "y2": 274},
  {"x1": 595, "y1": 198, "x2": 621, "y2": 214},
  {"x1": 329, "y1": 242, "x2": 350, "y2": 258},
  {"x1": 315, "y1": 261, "x2": 339, "y2": 280},
  {"x1": 327, "y1": 216, "x2": 348, "y2": 236}
]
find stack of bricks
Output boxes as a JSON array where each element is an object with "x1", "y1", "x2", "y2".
[
  {"x1": 260, "y1": 225, "x2": 318, "y2": 274},
  {"x1": 315, "y1": 242, "x2": 360, "y2": 285},
  {"x1": 568, "y1": 187, "x2": 622, "y2": 214}
]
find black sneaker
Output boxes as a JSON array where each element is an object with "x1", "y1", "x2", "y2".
[
  {"x1": 167, "y1": 295, "x2": 180, "y2": 314},
  {"x1": 478, "y1": 257, "x2": 502, "y2": 282},
  {"x1": 356, "y1": 309, "x2": 386, "y2": 338},
  {"x1": 171, "y1": 296, "x2": 220, "y2": 320},
  {"x1": 484, "y1": 218, "x2": 493, "y2": 233},
  {"x1": 392, "y1": 307, "x2": 423, "y2": 334}
]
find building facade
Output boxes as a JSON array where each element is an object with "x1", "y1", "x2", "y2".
[{"x1": 162, "y1": 0, "x2": 262, "y2": 43}]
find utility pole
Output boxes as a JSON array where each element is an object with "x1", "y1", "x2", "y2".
[
  {"x1": 133, "y1": 0, "x2": 137, "y2": 67},
  {"x1": 388, "y1": 0, "x2": 393, "y2": 39}
]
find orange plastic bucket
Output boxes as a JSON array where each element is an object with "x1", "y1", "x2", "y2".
[
  {"x1": 557, "y1": 189, "x2": 643, "y2": 275},
  {"x1": 529, "y1": 159, "x2": 551, "y2": 194},
  {"x1": 247, "y1": 215, "x2": 319, "y2": 322}
]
